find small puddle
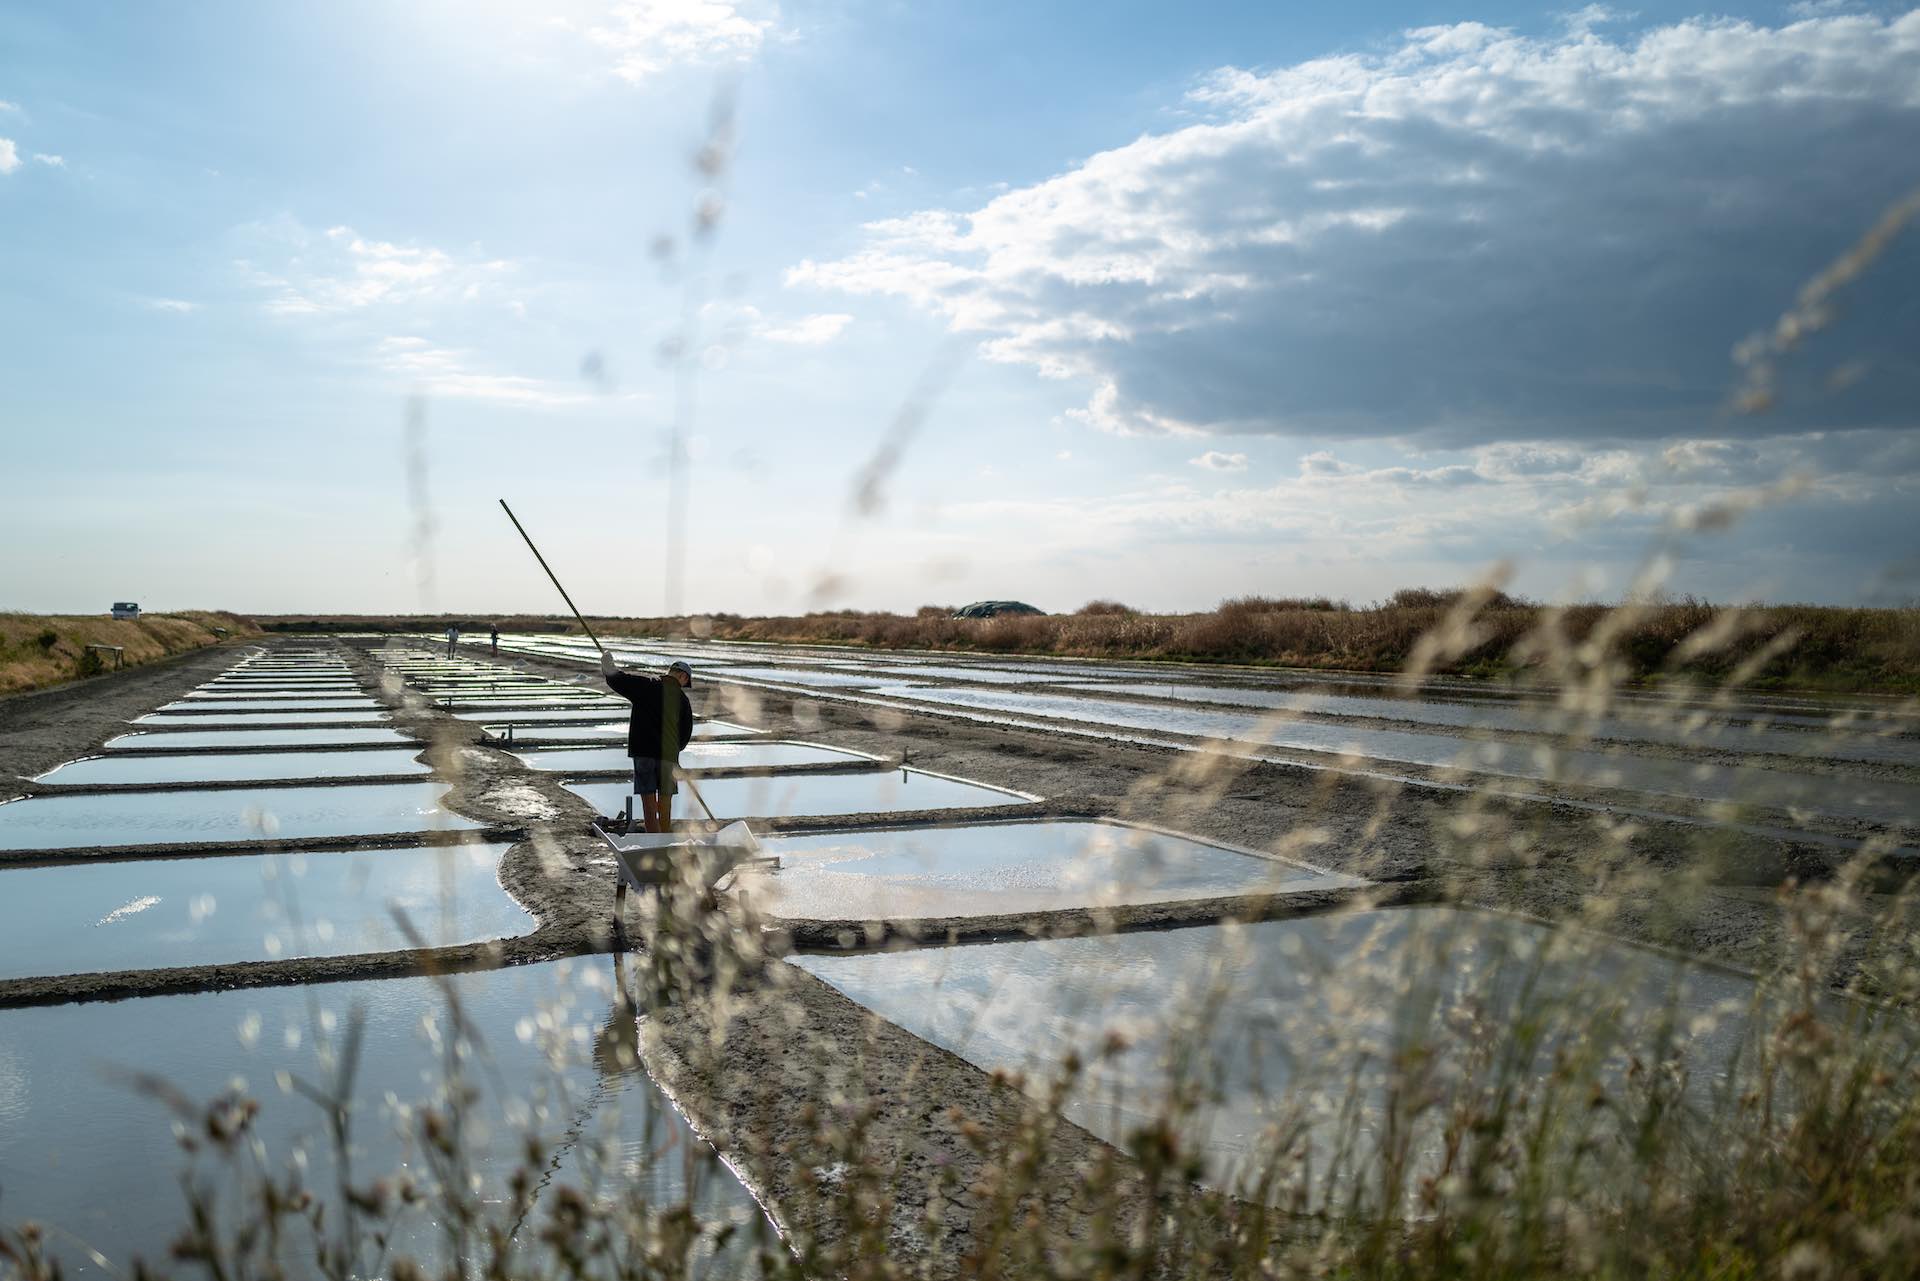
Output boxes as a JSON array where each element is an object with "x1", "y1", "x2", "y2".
[
  {"x1": 0, "y1": 842, "x2": 530, "y2": 979},
  {"x1": 516, "y1": 742, "x2": 877, "y2": 772},
  {"x1": 564, "y1": 768, "x2": 1030, "y2": 821},
  {"x1": 0, "y1": 959, "x2": 767, "y2": 1272},
  {"x1": 0, "y1": 784, "x2": 479, "y2": 851},
  {"x1": 35, "y1": 749, "x2": 430, "y2": 786},
  {"x1": 747, "y1": 819, "x2": 1361, "y2": 919}
]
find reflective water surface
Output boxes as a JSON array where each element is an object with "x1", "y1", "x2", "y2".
[
  {"x1": 138, "y1": 710, "x2": 392, "y2": 724},
  {"x1": 104, "y1": 728, "x2": 413, "y2": 750},
  {"x1": 0, "y1": 842, "x2": 530, "y2": 979},
  {"x1": 36, "y1": 749, "x2": 430, "y2": 786},
  {"x1": 0, "y1": 959, "x2": 766, "y2": 1272},
  {"x1": 481, "y1": 720, "x2": 763, "y2": 741},
  {"x1": 563, "y1": 768, "x2": 1030, "y2": 821},
  {"x1": 747, "y1": 819, "x2": 1361, "y2": 919},
  {"x1": 792, "y1": 908, "x2": 1808, "y2": 1196},
  {"x1": 865, "y1": 686, "x2": 1920, "y2": 825},
  {"x1": 0, "y1": 784, "x2": 479, "y2": 850},
  {"x1": 516, "y1": 742, "x2": 877, "y2": 772}
]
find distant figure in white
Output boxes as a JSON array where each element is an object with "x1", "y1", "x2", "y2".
[{"x1": 445, "y1": 625, "x2": 459, "y2": 658}]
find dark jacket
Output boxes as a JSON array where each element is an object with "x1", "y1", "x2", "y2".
[{"x1": 606, "y1": 669, "x2": 693, "y2": 762}]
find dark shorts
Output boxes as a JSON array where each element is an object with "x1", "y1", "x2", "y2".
[{"x1": 632, "y1": 756, "x2": 678, "y2": 796}]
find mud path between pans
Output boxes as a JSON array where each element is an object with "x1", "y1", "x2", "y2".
[
  {"x1": 3, "y1": 635, "x2": 1913, "y2": 1272},
  {"x1": 0, "y1": 640, "x2": 261, "y2": 786}
]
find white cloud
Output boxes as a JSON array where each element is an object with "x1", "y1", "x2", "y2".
[
  {"x1": 1191, "y1": 450, "x2": 1248, "y2": 472},
  {"x1": 0, "y1": 139, "x2": 18, "y2": 175},
  {"x1": 234, "y1": 218, "x2": 590, "y2": 407},
  {"x1": 239, "y1": 220, "x2": 517, "y2": 318},
  {"x1": 928, "y1": 430, "x2": 1917, "y2": 597},
  {"x1": 703, "y1": 301, "x2": 857, "y2": 347},
  {"x1": 145, "y1": 298, "x2": 199, "y2": 314},
  {"x1": 584, "y1": 0, "x2": 773, "y2": 84},
  {"x1": 375, "y1": 336, "x2": 591, "y2": 408},
  {"x1": 761, "y1": 312, "x2": 853, "y2": 345},
  {"x1": 789, "y1": 11, "x2": 1920, "y2": 445},
  {"x1": 31, "y1": 153, "x2": 64, "y2": 167},
  {"x1": 0, "y1": 100, "x2": 17, "y2": 113}
]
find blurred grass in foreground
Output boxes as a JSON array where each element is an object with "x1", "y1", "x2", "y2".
[{"x1": 4, "y1": 594, "x2": 1917, "y2": 1281}]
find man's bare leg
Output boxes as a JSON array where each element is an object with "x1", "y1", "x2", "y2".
[
  {"x1": 656, "y1": 789, "x2": 673, "y2": 831},
  {"x1": 640, "y1": 793, "x2": 663, "y2": 834}
]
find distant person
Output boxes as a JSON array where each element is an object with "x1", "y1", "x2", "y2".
[
  {"x1": 490, "y1": 626, "x2": 499, "y2": 654},
  {"x1": 445, "y1": 625, "x2": 459, "y2": 658},
  {"x1": 600, "y1": 652, "x2": 694, "y2": 833}
]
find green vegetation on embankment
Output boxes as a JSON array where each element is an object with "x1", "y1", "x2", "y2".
[
  {"x1": 257, "y1": 592, "x2": 1920, "y2": 695},
  {"x1": 0, "y1": 611, "x2": 259, "y2": 696}
]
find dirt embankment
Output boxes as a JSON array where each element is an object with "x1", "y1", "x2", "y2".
[
  {"x1": 0, "y1": 638, "x2": 261, "y2": 789},
  {"x1": 0, "y1": 611, "x2": 259, "y2": 696}
]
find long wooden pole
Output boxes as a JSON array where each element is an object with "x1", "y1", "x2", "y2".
[
  {"x1": 498, "y1": 499, "x2": 605, "y2": 654},
  {"x1": 503, "y1": 495, "x2": 721, "y2": 825},
  {"x1": 499, "y1": 498, "x2": 719, "y2": 824}
]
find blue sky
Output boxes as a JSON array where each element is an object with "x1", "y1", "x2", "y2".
[{"x1": 2, "y1": 1, "x2": 1916, "y2": 616}]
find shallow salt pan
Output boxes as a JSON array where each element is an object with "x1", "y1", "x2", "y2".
[
  {"x1": 161, "y1": 698, "x2": 381, "y2": 712},
  {"x1": 706, "y1": 666, "x2": 896, "y2": 689},
  {"x1": 0, "y1": 783, "x2": 479, "y2": 851},
  {"x1": 105, "y1": 728, "x2": 412, "y2": 750},
  {"x1": 483, "y1": 720, "x2": 763, "y2": 742},
  {"x1": 454, "y1": 706, "x2": 625, "y2": 722},
  {"x1": 1063, "y1": 681, "x2": 1920, "y2": 767},
  {"x1": 35, "y1": 749, "x2": 430, "y2": 786},
  {"x1": 791, "y1": 907, "x2": 1809, "y2": 1199},
  {"x1": 0, "y1": 960, "x2": 766, "y2": 1272},
  {"x1": 869, "y1": 687, "x2": 1920, "y2": 826},
  {"x1": 746, "y1": 819, "x2": 1362, "y2": 920},
  {"x1": 516, "y1": 741, "x2": 879, "y2": 773},
  {"x1": 564, "y1": 768, "x2": 1031, "y2": 821},
  {"x1": 0, "y1": 842, "x2": 530, "y2": 979},
  {"x1": 138, "y1": 710, "x2": 392, "y2": 724}
]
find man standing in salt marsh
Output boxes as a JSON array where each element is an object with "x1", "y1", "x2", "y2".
[{"x1": 600, "y1": 651, "x2": 695, "y2": 833}]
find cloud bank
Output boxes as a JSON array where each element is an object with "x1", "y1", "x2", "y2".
[{"x1": 790, "y1": 11, "x2": 1920, "y2": 445}]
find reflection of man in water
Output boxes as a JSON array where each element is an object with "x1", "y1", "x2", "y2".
[{"x1": 593, "y1": 954, "x2": 641, "y2": 1081}]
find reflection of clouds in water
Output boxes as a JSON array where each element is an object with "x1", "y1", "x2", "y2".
[
  {"x1": 756, "y1": 821, "x2": 1355, "y2": 918},
  {"x1": 0, "y1": 1043, "x2": 26, "y2": 1132},
  {"x1": 96, "y1": 895, "x2": 161, "y2": 926},
  {"x1": 798, "y1": 909, "x2": 1778, "y2": 1194}
]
